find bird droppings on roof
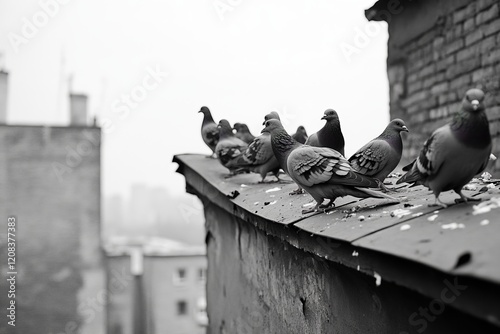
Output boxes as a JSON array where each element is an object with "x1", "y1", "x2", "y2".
[
  {"x1": 441, "y1": 222, "x2": 465, "y2": 230},
  {"x1": 265, "y1": 187, "x2": 281, "y2": 193},
  {"x1": 427, "y1": 214, "x2": 439, "y2": 222},
  {"x1": 400, "y1": 224, "x2": 411, "y2": 231},
  {"x1": 480, "y1": 220, "x2": 490, "y2": 226},
  {"x1": 374, "y1": 272, "x2": 382, "y2": 287},
  {"x1": 472, "y1": 197, "x2": 500, "y2": 215}
]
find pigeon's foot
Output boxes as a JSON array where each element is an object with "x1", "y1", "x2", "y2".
[
  {"x1": 258, "y1": 179, "x2": 279, "y2": 184},
  {"x1": 380, "y1": 183, "x2": 399, "y2": 193},
  {"x1": 318, "y1": 200, "x2": 336, "y2": 213},
  {"x1": 428, "y1": 197, "x2": 448, "y2": 208},
  {"x1": 289, "y1": 188, "x2": 305, "y2": 195},
  {"x1": 455, "y1": 191, "x2": 481, "y2": 204}
]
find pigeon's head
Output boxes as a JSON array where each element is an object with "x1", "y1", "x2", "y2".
[
  {"x1": 296, "y1": 125, "x2": 307, "y2": 134},
  {"x1": 261, "y1": 119, "x2": 284, "y2": 134},
  {"x1": 233, "y1": 123, "x2": 249, "y2": 132},
  {"x1": 388, "y1": 119, "x2": 409, "y2": 133},
  {"x1": 321, "y1": 109, "x2": 339, "y2": 121},
  {"x1": 463, "y1": 88, "x2": 485, "y2": 112},
  {"x1": 217, "y1": 119, "x2": 233, "y2": 136},
  {"x1": 198, "y1": 106, "x2": 210, "y2": 114},
  {"x1": 263, "y1": 111, "x2": 281, "y2": 125},
  {"x1": 233, "y1": 122, "x2": 242, "y2": 131}
]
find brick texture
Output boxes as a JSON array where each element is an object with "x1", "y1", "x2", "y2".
[{"x1": 386, "y1": 0, "x2": 500, "y2": 175}]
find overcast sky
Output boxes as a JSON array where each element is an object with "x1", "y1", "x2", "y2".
[{"x1": 0, "y1": 0, "x2": 389, "y2": 199}]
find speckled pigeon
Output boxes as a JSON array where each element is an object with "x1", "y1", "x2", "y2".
[
  {"x1": 305, "y1": 109, "x2": 345, "y2": 156},
  {"x1": 397, "y1": 88, "x2": 492, "y2": 207},
  {"x1": 199, "y1": 106, "x2": 219, "y2": 157},
  {"x1": 292, "y1": 126, "x2": 308, "y2": 144},
  {"x1": 234, "y1": 134, "x2": 280, "y2": 183},
  {"x1": 262, "y1": 119, "x2": 397, "y2": 211},
  {"x1": 215, "y1": 119, "x2": 248, "y2": 173},
  {"x1": 349, "y1": 119, "x2": 408, "y2": 182},
  {"x1": 233, "y1": 123, "x2": 256, "y2": 144}
]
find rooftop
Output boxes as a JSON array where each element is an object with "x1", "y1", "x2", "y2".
[{"x1": 174, "y1": 153, "x2": 500, "y2": 326}]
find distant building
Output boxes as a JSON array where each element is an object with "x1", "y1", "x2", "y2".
[
  {"x1": 0, "y1": 90, "x2": 105, "y2": 333},
  {"x1": 366, "y1": 0, "x2": 500, "y2": 173},
  {"x1": 105, "y1": 236, "x2": 208, "y2": 334}
]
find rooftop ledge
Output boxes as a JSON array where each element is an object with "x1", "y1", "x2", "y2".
[{"x1": 173, "y1": 153, "x2": 500, "y2": 326}]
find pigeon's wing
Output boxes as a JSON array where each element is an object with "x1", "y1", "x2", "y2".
[
  {"x1": 241, "y1": 135, "x2": 273, "y2": 165},
  {"x1": 348, "y1": 140, "x2": 390, "y2": 176},
  {"x1": 216, "y1": 138, "x2": 247, "y2": 165},
  {"x1": 414, "y1": 126, "x2": 451, "y2": 176},
  {"x1": 288, "y1": 146, "x2": 379, "y2": 188},
  {"x1": 203, "y1": 123, "x2": 219, "y2": 147}
]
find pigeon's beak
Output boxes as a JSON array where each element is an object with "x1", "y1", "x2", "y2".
[
  {"x1": 402, "y1": 125, "x2": 409, "y2": 132},
  {"x1": 261, "y1": 127, "x2": 268, "y2": 134},
  {"x1": 262, "y1": 121, "x2": 266, "y2": 125},
  {"x1": 321, "y1": 115, "x2": 327, "y2": 120},
  {"x1": 198, "y1": 110, "x2": 202, "y2": 113},
  {"x1": 471, "y1": 100, "x2": 479, "y2": 110}
]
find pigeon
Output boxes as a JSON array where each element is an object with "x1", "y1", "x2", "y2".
[
  {"x1": 397, "y1": 88, "x2": 492, "y2": 207},
  {"x1": 215, "y1": 119, "x2": 248, "y2": 173},
  {"x1": 233, "y1": 123, "x2": 256, "y2": 144},
  {"x1": 263, "y1": 111, "x2": 280, "y2": 123},
  {"x1": 292, "y1": 126, "x2": 308, "y2": 144},
  {"x1": 262, "y1": 119, "x2": 397, "y2": 212},
  {"x1": 305, "y1": 109, "x2": 345, "y2": 156},
  {"x1": 198, "y1": 106, "x2": 219, "y2": 157},
  {"x1": 349, "y1": 119, "x2": 409, "y2": 183},
  {"x1": 234, "y1": 126, "x2": 281, "y2": 183}
]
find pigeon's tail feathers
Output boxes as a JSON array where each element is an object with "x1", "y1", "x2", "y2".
[
  {"x1": 354, "y1": 187, "x2": 398, "y2": 201},
  {"x1": 397, "y1": 164, "x2": 424, "y2": 185}
]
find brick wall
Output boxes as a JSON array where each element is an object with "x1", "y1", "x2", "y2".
[
  {"x1": 373, "y1": 0, "x2": 500, "y2": 172},
  {"x1": 0, "y1": 125, "x2": 104, "y2": 334}
]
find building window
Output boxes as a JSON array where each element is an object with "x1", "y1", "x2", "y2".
[
  {"x1": 177, "y1": 300, "x2": 188, "y2": 315},
  {"x1": 173, "y1": 268, "x2": 187, "y2": 285},
  {"x1": 198, "y1": 268, "x2": 206, "y2": 283}
]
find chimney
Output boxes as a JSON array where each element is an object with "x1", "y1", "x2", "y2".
[
  {"x1": 69, "y1": 93, "x2": 88, "y2": 126},
  {"x1": 0, "y1": 70, "x2": 8, "y2": 124}
]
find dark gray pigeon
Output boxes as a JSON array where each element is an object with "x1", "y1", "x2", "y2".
[
  {"x1": 215, "y1": 119, "x2": 248, "y2": 173},
  {"x1": 397, "y1": 88, "x2": 492, "y2": 207},
  {"x1": 199, "y1": 106, "x2": 219, "y2": 157},
  {"x1": 233, "y1": 112, "x2": 282, "y2": 182},
  {"x1": 233, "y1": 123, "x2": 256, "y2": 144},
  {"x1": 292, "y1": 126, "x2": 308, "y2": 144},
  {"x1": 305, "y1": 109, "x2": 345, "y2": 156},
  {"x1": 262, "y1": 119, "x2": 397, "y2": 212},
  {"x1": 349, "y1": 119, "x2": 408, "y2": 182}
]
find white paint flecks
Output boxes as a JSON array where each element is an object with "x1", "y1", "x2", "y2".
[
  {"x1": 427, "y1": 214, "x2": 438, "y2": 222},
  {"x1": 265, "y1": 187, "x2": 281, "y2": 193},
  {"x1": 374, "y1": 272, "x2": 382, "y2": 287},
  {"x1": 441, "y1": 222, "x2": 465, "y2": 230},
  {"x1": 400, "y1": 224, "x2": 411, "y2": 231}
]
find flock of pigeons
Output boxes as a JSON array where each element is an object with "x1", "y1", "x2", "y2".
[{"x1": 199, "y1": 88, "x2": 492, "y2": 212}]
